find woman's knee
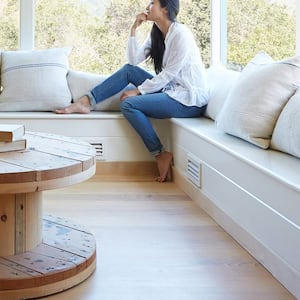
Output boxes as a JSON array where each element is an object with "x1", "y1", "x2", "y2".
[
  {"x1": 120, "y1": 98, "x2": 132, "y2": 113},
  {"x1": 121, "y1": 63, "x2": 138, "y2": 73}
]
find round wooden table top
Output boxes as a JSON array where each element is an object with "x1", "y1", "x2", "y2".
[{"x1": 0, "y1": 131, "x2": 96, "y2": 193}]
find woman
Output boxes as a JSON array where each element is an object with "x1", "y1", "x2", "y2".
[{"x1": 56, "y1": 0, "x2": 209, "y2": 182}]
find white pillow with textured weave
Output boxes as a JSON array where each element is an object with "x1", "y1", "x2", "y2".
[
  {"x1": 0, "y1": 47, "x2": 72, "y2": 111},
  {"x1": 216, "y1": 52, "x2": 300, "y2": 149},
  {"x1": 205, "y1": 65, "x2": 240, "y2": 120},
  {"x1": 271, "y1": 89, "x2": 300, "y2": 158}
]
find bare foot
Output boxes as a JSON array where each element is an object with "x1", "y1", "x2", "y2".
[
  {"x1": 55, "y1": 96, "x2": 91, "y2": 114},
  {"x1": 155, "y1": 151, "x2": 173, "y2": 182}
]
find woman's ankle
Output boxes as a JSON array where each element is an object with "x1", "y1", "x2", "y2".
[{"x1": 155, "y1": 151, "x2": 173, "y2": 182}]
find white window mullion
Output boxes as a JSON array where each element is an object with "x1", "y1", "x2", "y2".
[
  {"x1": 210, "y1": 0, "x2": 227, "y2": 66},
  {"x1": 19, "y1": 0, "x2": 35, "y2": 50},
  {"x1": 297, "y1": 0, "x2": 300, "y2": 55}
]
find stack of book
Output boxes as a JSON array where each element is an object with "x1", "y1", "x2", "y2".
[{"x1": 0, "y1": 124, "x2": 26, "y2": 152}]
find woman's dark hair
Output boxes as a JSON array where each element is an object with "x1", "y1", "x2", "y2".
[{"x1": 149, "y1": 0, "x2": 179, "y2": 74}]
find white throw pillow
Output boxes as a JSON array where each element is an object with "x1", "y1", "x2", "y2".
[
  {"x1": 216, "y1": 52, "x2": 300, "y2": 149},
  {"x1": 0, "y1": 47, "x2": 72, "y2": 111},
  {"x1": 67, "y1": 69, "x2": 134, "y2": 111},
  {"x1": 205, "y1": 64, "x2": 240, "y2": 120},
  {"x1": 271, "y1": 89, "x2": 300, "y2": 158}
]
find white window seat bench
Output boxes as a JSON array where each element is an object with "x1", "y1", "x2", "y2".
[{"x1": 0, "y1": 111, "x2": 299, "y2": 298}]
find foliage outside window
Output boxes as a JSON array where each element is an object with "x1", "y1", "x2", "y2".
[
  {"x1": 0, "y1": 0, "x2": 18, "y2": 50},
  {"x1": 227, "y1": 0, "x2": 296, "y2": 70},
  {"x1": 35, "y1": 0, "x2": 210, "y2": 73},
  {"x1": 0, "y1": 0, "x2": 296, "y2": 74},
  {"x1": 0, "y1": 0, "x2": 210, "y2": 74}
]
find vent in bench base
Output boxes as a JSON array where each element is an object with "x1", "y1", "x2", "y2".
[
  {"x1": 89, "y1": 141, "x2": 104, "y2": 161},
  {"x1": 187, "y1": 154, "x2": 202, "y2": 188}
]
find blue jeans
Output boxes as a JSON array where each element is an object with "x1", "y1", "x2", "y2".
[{"x1": 88, "y1": 64, "x2": 206, "y2": 156}]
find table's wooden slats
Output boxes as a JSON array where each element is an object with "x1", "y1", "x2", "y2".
[
  {"x1": 5, "y1": 251, "x2": 76, "y2": 276},
  {"x1": 0, "y1": 195, "x2": 15, "y2": 256},
  {"x1": 0, "y1": 215, "x2": 96, "y2": 291},
  {"x1": 0, "y1": 258, "x2": 40, "y2": 281},
  {"x1": 26, "y1": 131, "x2": 94, "y2": 150},
  {"x1": 30, "y1": 243, "x2": 86, "y2": 265},
  {"x1": 0, "y1": 132, "x2": 96, "y2": 185},
  {"x1": 0, "y1": 151, "x2": 82, "y2": 181},
  {"x1": 43, "y1": 214, "x2": 90, "y2": 232},
  {"x1": 0, "y1": 161, "x2": 36, "y2": 183},
  {"x1": 43, "y1": 220, "x2": 96, "y2": 258},
  {"x1": 26, "y1": 133, "x2": 95, "y2": 170}
]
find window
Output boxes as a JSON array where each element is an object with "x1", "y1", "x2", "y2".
[
  {"x1": 227, "y1": 0, "x2": 296, "y2": 70},
  {"x1": 0, "y1": 0, "x2": 19, "y2": 50},
  {"x1": 2, "y1": 1, "x2": 299, "y2": 71},
  {"x1": 179, "y1": 0, "x2": 211, "y2": 67},
  {"x1": 33, "y1": 0, "x2": 210, "y2": 73}
]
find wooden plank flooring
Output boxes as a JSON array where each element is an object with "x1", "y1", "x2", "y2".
[{"x1": 39, "y1": 175, "x2": 295, "y2": 300}]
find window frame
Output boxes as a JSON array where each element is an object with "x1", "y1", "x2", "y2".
[
  {"x1": 19, "y1": 0, "x2": 34, "y2": 50},
  {"x1": 20, "y1": 0, "x2": 300, "y2": 63},
  {"x1": 297, "y1": 0, "x2": 300, "y2": 54}
]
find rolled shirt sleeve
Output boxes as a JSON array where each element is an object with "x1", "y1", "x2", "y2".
[{"x1": 126, "y1": 35, "x2": 151, "y2": 66}]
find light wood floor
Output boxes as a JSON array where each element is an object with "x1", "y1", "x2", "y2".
[{"x1": 40, "y1": 175, "x2": 295, "y2": 300}]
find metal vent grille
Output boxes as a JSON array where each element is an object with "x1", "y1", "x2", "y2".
[
  {"x1": 89, "y1": 142, "x2": 104, "y2": 160},
  {"x1": 187, "y1": 154, "x2": 201, "y2": 188}
]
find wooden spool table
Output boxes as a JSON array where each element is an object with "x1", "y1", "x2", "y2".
[{"x1": 0, "y1": 131, "x2": 96, "y2": 299}]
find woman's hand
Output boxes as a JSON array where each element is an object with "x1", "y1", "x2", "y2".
[
  {"x1": 120, "y1": 88, "x2": 141, "y2": 101},
  {"x1": 131, "y1": 13, "x2": 148, "y2": 36}
]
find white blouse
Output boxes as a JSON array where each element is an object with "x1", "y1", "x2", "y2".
[{"x1": 126, "y1": 22, "x2": 209, "y2": 107}]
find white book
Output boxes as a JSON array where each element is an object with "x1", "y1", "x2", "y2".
[
  {"x1": 0, "y1": 139, "x2": 27, "y2": 152},
  {"x1": 0, "y1": 124, "x2": 25, "y2": 142}
]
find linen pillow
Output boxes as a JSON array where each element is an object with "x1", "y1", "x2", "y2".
[
  {"x1": 205, "y1": 64, "x2": 240, "y2": 120},
  {"x1": 271, "y1": 88, "x2": 300, "y2": 158},
  {"x1": 67, "y1": 69, "x2": 134, "y2": 111},
  {"x1": 216, "y1": 53, "x2": 300, "y2": 149},
  {"x1": 0, "y1": 47, "x2": 72, "y2": 111}
]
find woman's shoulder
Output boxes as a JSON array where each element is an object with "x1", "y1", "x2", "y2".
[
  {"x1": 169, "y1": 22, "x2": 194, "y2": 42},
  {"x1": 172, "y1": 22, "x2": 188, "y2": 31},
  {"x1": 172, "y1": 22, "x2": 193, "y2": 36}
]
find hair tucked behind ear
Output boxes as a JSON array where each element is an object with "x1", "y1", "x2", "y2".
[{"x1": 149, "y1": 0, "x2": 179, "y2": 74}]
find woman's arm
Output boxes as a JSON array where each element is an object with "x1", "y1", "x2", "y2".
[
  {"x1": 126, "y1": 13, "x2": 151, "y2": 65},
  {"x1": 130, "y1": 13, "x2": 147, "y2": 36}
]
